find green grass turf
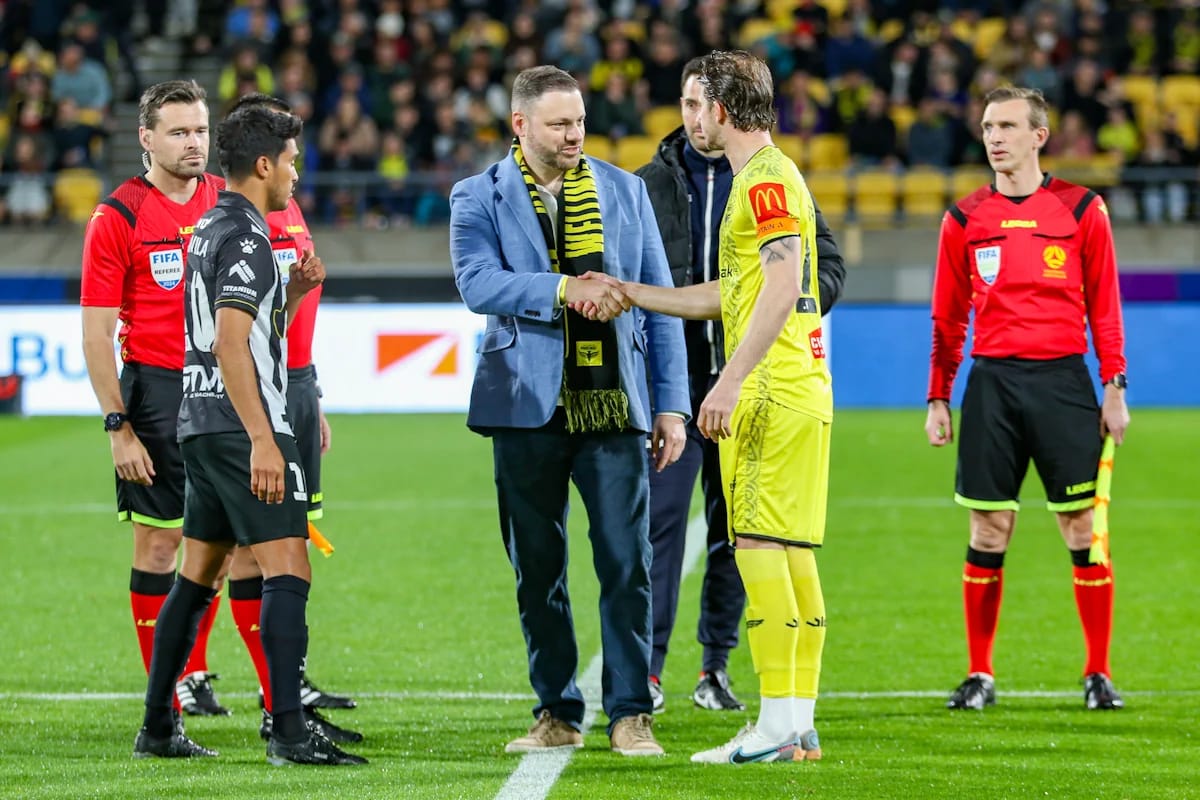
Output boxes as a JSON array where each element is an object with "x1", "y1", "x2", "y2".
[{"x1": 0, "y1": 411, "x2": 1196, "y2": 799}]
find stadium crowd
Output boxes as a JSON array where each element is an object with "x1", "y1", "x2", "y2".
[{"x1": 1, "y1": 0, "x2": 1198, "y2": 226}]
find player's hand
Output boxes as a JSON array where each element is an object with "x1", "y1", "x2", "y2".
[
  {"x1": 564, "y1": 274, "x2": 630, "y2": 322},
  {"x1": 319, "y1": 408, "x2": 332, "y2": 455},
  {"x1": 1100, "y1": 384, "x2": 1130, "y2": 445},
  {"x1": 650, "y1": 414, "x2": 687, "y2": 472},
  {"x1": 698, "y1": 375, "x2": 741, "y2": 441},
  {"x1": 925, "y1": 399, "x2": 953, "y2": 446},
  {"x1": 249, "y1": 436, "x2": 286, "y2": 504},
  {"x1": 288, "y1": 249, "x2": 325, "y2": 298},
  {"x1": 110, "y1": 427, "x2": 156, "y2": 485}
]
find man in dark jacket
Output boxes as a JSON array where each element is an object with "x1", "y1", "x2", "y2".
[{"x1": 635, "y1": 57, "x2": 846, "y2": 714}]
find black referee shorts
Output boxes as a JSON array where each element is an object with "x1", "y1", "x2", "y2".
[
  {"x1": 956, "y1": 355, "x2": 1103, "y2": 512},
  {"x1": 181, "y1": 431, "x2": 309, "y2": 546},
  {"x1": 286, "y1": 366, "x2": 322, "y2": 520},
  {"x1": 116, "y1": 362, "x2": 184, "y2": 528}
]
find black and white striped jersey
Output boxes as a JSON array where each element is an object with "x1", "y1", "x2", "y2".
[{"x1": 178, "y1": 191, "x2": 292, "y2": 441}]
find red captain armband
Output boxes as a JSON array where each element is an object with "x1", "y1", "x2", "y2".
[{"x1": 748, "y1": 182, "x2": 800, "y2": 238}]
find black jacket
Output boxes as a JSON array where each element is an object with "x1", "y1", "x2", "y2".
[{"x1": 635, "y1": 126, "x2": 847, "y2": 314}]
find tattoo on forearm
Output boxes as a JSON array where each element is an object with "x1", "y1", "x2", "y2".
[{"x1": 762, "y1": 238, "x2": 796, "y2": 264}]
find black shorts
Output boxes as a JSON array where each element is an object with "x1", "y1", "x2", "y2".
[
  {"x1": 181, "y1": 431, "x2": 309, "y2": 546},
  {"x1": 286, "y1": 366, "x2": 322, "y2": 519},
  {"x1": 956, "y1": 355, "x2": 1102, "y2": 512},
  {"x1": 117, "y1": 363, "x2": 184, "y2": 528}
]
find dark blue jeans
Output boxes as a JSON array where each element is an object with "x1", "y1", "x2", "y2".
[
  {"x1": 492, "y1": 417, "x2": 652, "y2": 734},
  {"x1": 647, "y1": 374, "x2": 745, "y2": 679}
]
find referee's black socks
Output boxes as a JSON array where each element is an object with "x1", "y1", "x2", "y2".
[{"x1": 261, "y1": 574, "x2": 311, "y2": 742}]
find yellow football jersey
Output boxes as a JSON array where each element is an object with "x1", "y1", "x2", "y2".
[{"x1": 719, "y1": 145, "x2": 832, "y2": 421}]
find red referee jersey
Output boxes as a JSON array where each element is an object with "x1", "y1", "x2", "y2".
[
  {"x1": 267, "y1": 198, "x2": 321, "y2": 370},
  {"x1": 928, "y1": 174, "x2": 1126, "y2": 401},
  {"x1": 80, "y1": 173, "x2": 224, "y2": 370}
]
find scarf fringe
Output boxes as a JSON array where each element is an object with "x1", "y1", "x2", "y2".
[{"x1": 562, "y1": 389, "x2": 630, "y2": 434}]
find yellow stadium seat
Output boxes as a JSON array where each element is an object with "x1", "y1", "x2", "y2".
[
  {"x1": 643, "y1": 106, "x2": 681, "y2": 140},
  {"x1": 54, "y1": 168, "x2": 104, "y2": 224},
  {"x1": 971, "y1": 17, "x2": 1008, "y2": 60},
  {"x1": 738, "y1": 18, "x2": 780, "y2": 48},
  {"x1": 878, "y1": 19, "x2": 905, "y2": 44},
  {"x1": 1172, "y1": 110, "x2": 1199, "y2": 148},
  {"x1": 950, "y1": 166, "x2": 992, "y2": 200},
  {"x1": 766, "y1": 0, "x2": 798, "y2": 23},
  {"x1": 806, "y1": 133, "x2": 849, "y2": 171},
  {"x1": 1119, "y1": 74, "x2": 1161, "y2": 131},
  {"x1": 806, "y1": 77, "x2": 831, "y2": 106},
  {"x1": 804, "y1": 171, "x2": 850, "y2": 224},
  {"x1": 816, "y1": 0, "x2": 847, "y2": 20},
  {"x1": 585, "y1": 136, "x2": 614, "y2": 164},
  {"x1": 902, "y1": 167, "x2": 948, "y2": 221},
  {"x1": 1162, "y1": 75, "x2": 1200, "y2": 113},
  {"x1": 614, "y1": 135, "x2": 659, "y2": 172},
  {"x1": 775, "y1": 134, "x2": 805, "y2": 169},
  {"x1": 853, "y1": 169, "x2": 900, "y2": 225}
]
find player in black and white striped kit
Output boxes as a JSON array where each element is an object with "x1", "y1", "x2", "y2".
[{"x1": 134, "y1": 105, "x2": 365, "y2": 766}]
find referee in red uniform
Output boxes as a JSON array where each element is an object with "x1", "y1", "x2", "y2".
[{"x1": 924, "y1": 87, "x2": 1130, "y2": 712}]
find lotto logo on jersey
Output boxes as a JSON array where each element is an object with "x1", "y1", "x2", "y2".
[
  {"x1": 809, "y1": 327, "x2": 826, "y2": 359},
  {"x1": 149, "y1": 249, "x2": 184, "y2": 290}
]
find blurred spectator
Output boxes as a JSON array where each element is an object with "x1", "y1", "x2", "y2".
[
  {"x1": 543, "y1": 9, "x2": 601, "y2": 76},
  {"x1": 4, "y1": 133, "x2": 51, "y2": 224},
  {"x1": 454, "y1": 66, "x2": 509, "y2": 126},
  {"x1": 1072, "y1": 11, "x2": 1114, "y2": 73},
  {"x1": 1060, "y1": 59, "x2": 1108, "y2": 133},
  {"x1": 226, "y1": 0, "x2": 280, "y2": 45},
  {"x1": 587, "y1": 72, "x2": 643, "y2": 140},
  {"x1": 451, "y1": 11, "x2": 505, "y2": 71},
  {"x1": 1097, "y1": 106, "x2": 1140, "y2": 163},
  {"x1": 1030, "y1": 5, "x2": 1071, "y2": 66},
  {"x1": 775, "y1": 71, "x2": 833, "y2": 138},
  {"x1": 792, "y1": 0, "x2": 830, "y2": 39},
  {"x1": 953, "y1": 96, "x2": 987, "y2": 166},
  {"x1": 427, "y1": 100, "x2": 467, "y2": 165},
  {"x1": 505, "y1": 11, "x2": 543, "y2": 61},
  {"x1": 848, "y1": 88, "x2": 899, "y2": 168},
  {"x1": 831, "y1": 69, "x2": 873, "y2": 131},
  {"x1": 321, "y1": 63, "x2": 372, "y2": 119},
  {"x1": 50, "y1": 97, "x2": 103, "y2": 171},
  {"x1": 590, "y1": 33, "x2": 643, "y2": 93},
  {"x1": 877, "y1": 39, "x2": 926, "y2": 109},
  {"x1": 1114, "y1": 8, "x2": 1161, "y2": 76},
  {"x1": 10, "y1": 68, "x2": 56, "y2": 137},
  {"x1": 825, "y1": 15, "x2": 878, "y2": 79},
  {"x1": 319, "y1": 94, "x2": 380, "y2": 172},
  {"x1": 906, "y1": 97, "x2": 954, "y2": 168},
  {"x1": 369, "y1": 130, "x2": 415, "y2": 226},
  {"x1": 791, "y1": 22, "x2": 826, "y2": 77},
  {"x1": 1166, "y1": 7, "x2": 1200, "y2": 75},
  {"x1": 984, "y1": 16, "x2": 1033, "y2": 76},
  {"x1": 61, "y1": 9, "x2": 107, "y2": 69},
  {"x1": 1015, "y1": 48, "x2": 1062, "y2": 107},
  {"x1": 218, "y1": 43, "x2": 275, "y2": 109},
  {"x1": 50, "y1": 42, "x2": 111, "y2": 122},
  {"x1": 926, "y1": 69, "x2": 968, "y2": 123},
  {"x1": 1045, "y1": 110, "x2": 1096, "y2": 160},
  {"x1": 1135, "y1": 127, "x2": 1192, "y2": 224},
  {"x1": 642, "y1": 31, "x2": 687, "y2": 107}
]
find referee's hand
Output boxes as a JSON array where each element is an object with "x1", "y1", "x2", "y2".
[{"x1": 925, "y1": 399, "x2": 954, "y2": 447}]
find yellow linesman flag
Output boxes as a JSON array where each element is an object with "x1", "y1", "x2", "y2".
[
  {"x1": 308, "y1": 522, "x2": 335, "y2": 557},
  {"x1": 1089, "y1": 435, "x2": 1116, "y2": 566}
]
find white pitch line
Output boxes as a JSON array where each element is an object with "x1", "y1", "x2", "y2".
[{"x1": 492, "y1": 514, "x2": 709, "y2": 800}]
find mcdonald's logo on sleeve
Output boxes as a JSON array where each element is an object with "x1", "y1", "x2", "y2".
[{"x1": 749, "y1": 182, "x2": 800, "y2": 238}]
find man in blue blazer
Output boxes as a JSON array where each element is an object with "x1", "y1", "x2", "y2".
[{"x1": 450, "y1": 65, "x2": 689, "y2": 757}]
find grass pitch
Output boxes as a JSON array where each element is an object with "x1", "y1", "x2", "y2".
[{"x1": 0, "y1": 411, "x2": 1197, "y2": 799}]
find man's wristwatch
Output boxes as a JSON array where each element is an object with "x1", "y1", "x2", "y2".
[
  {"x1": 104, "y1": 412, "x2": 129, "y2": 432},
  {"x1": 1106, "y1": 373, "x2": 1127, "y2": 390}
]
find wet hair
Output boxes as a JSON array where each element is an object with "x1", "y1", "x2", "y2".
[
  {"x1": 229, "y1": 92, "x2": 292, "y2": 115},
  {"x1": 215, "y1": 105, "x2": 303, "y2": 180},
  {"x1": 695, "y1": 50, "x2": 776, "y2": 132}
]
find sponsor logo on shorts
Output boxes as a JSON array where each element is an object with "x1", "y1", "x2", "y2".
[{"x1": 1065, "y1": 480, "x2": 1096, "y2": 496}]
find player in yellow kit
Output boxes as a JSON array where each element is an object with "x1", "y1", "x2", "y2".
[{"x1": 573, "y1": 50, "x2": 833, "y2": 764}]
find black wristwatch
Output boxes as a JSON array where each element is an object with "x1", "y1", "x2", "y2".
[
  {"x1": 104, "y1": 412, "x2": 129, "y2": 432},
  {"x1": 1106, "y1": 373, "x2": 1127, "y2": 390}
]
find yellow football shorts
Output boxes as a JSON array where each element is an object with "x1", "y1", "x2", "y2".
[{"x1": 720, "y1": 397, "x2": 830, "y2": 547}]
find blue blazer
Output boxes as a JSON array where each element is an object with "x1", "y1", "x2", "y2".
[{"x1": 450, "y1": 152, "x2": 689, "y2": 434}]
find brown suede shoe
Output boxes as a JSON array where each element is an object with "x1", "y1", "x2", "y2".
[
  {"x1": 505, "y1": 710, "x2": 584, "y2": 753},
  {"x1": 609, "y1": 713, "x2": 664, "y2": 757}
]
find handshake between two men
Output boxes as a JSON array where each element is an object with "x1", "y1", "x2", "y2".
[{"x1": 564, "y1": 271, "x2": 738, "y2": 447}]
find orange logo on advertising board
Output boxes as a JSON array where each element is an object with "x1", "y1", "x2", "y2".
[
  {"x1": 376, "y1": 333, "x2": 458, "y2": 375},
  {"x1": 749, "y1": 182, "x2": 789, "y2": 224}
]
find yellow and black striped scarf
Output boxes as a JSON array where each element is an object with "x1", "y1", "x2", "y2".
[{"x1": 513, "y1": 143, "x2": 629, "y2": 433}]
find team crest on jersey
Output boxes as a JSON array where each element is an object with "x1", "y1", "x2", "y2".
[
  {"x1": 239, "y1": 237, "x2": 259, "y2": 254},
  {"x1": 974, "y1": 246, "x2": 1001, "y2": 285},
  {"x1": 149, "y1": 249, "x2": 184, "y2": 290}
]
